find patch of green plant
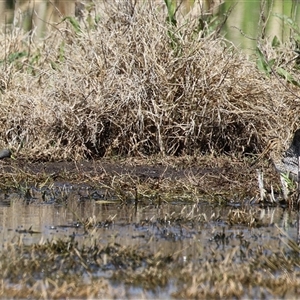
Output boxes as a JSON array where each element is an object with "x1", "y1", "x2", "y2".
[
  {"x1": 82, "y1": 2, "x2": 100, "y2": 30},
  {"x1": 277, "y1": 67, "x2": 300, "y2": 87},
  {"x1": 164, "y1": 0, "x2": 177, "y2": 27},
  {"x1": 281, "y1": 172, "x2": 297, "y2": 191},
  {"x1": 163, "y1": 0, "x2": 181, "y2": 56},
  {"x1": 0, "y1": 51, "x2": 27, "y2": 66},
  {"x1": 51, "y1": 41, "x2": 65, "y2": 70},
  {"x1": 256, "y1": 46, "x2": 275, "y2": 76},
  {"x1": 274, "y1": 12, "x2": 300, "y2": 71},
  {"x1": 64, "y1": 16, "x2": 82, "y2": 33},
  {"x1": 0, "y1": 49, "x2": 42, "y2": 74},
  {"x1": 163, "y1": 0, "x2": 232, "y2": 56},
  {"x1": 256, "y1": 12, "x2": 300, "y2": 86},
  {"x1": 273, "y1": 13, "x2": 300, "y2": 41},
  {"x1": 256, "y1": 43, "x2": 300, "y2": 86},
  {"x1": 196, "y1": 15, "x2": 221, "y2": 37}
]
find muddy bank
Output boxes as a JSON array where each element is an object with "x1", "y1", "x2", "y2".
[{"x1": 0, "y1": 155, "x2": 278, "y2": 202}]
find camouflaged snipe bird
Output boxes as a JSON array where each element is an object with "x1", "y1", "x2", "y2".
[
  {"x1": 257, "y1": 129, "x2": 300, "y2": 200},
  {"x1": 268, "y1": 129, "x2": 300, "y2": 181}
]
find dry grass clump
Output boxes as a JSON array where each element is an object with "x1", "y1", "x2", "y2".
[{"x1": 0, "y1": 1, "x2": 299, "y2": 160}]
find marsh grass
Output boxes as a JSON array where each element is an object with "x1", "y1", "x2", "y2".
[
  {"x1": 0, "y1": 2, "x2": 300, "y2": 298},
  {"x1": 0, "y1": 1, "x2": 299, "y2": 161}
]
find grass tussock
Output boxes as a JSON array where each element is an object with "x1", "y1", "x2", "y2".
[{"x1": 0, "y1": 1, "x2": 299, "y2": 161}]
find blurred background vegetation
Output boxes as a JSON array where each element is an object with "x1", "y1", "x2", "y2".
[{"x1": 1, "y1": 0, "x2": 300, "y2": 54}]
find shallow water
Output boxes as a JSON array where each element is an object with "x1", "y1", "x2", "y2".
[
  {"x1": 0, "y1": 185, "x2": 299, "y2": 298},
  {"x1": 0, "y1": 185, "x2": 298, "y2": 249}
]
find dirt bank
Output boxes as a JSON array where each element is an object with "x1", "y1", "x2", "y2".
[{"x1": 0, "y1": 155, "x2": 279, "y2": 202}]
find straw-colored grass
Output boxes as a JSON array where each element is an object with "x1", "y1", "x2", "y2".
[{"x1": 0, "y1": 1, "x2": 299, "y2": 161}]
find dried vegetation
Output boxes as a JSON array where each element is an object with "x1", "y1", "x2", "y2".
[
  {"x1": 0, "y1": 1, "x2": 300, "y2": 299},
  {"x1": 0, "y1": 1, "x2": 299, "y2": 161}
]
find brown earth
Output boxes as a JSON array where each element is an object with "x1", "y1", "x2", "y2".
[{"x1": 0, "y1": 155, "x2": 280, "y2": 202}]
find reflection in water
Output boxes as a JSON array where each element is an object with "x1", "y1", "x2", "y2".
[
  {"x1": 0, "y1": 187, "x2": 299, "y2": 256},
  {"x1": 1, "y1": 187, "x2": 300, "y2": 299}
]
